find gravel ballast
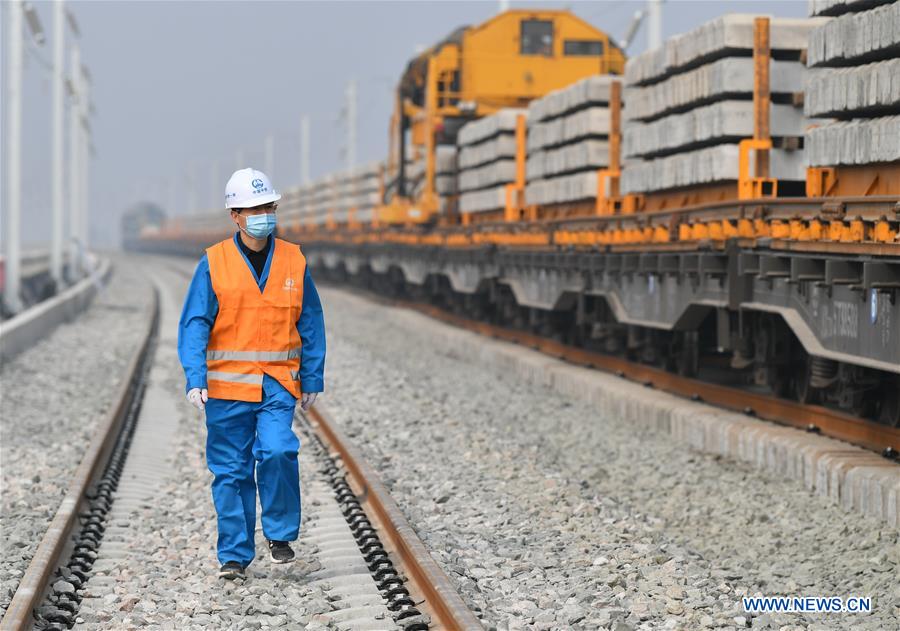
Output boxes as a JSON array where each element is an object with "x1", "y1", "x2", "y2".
[
  {"x1": 0, "y1": 256, "x2": 155, "y2": 615},
  {"x1": 318, "y1": 287, "x2": 899, "y2": 630}
]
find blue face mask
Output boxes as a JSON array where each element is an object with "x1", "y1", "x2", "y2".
[{"x1": 242, "y1": 213, "x2": 277, "y2": 239}]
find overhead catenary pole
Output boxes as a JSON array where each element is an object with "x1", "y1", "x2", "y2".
[
  {"x1": 4, "y1": 0, "x2": 25, "y2": 313},
  {"x1": 301, "y1": 115, "x2": 311, "y2": 185},
  {"x1": 50, "y1": 0, "x2": 66, "y2": 287},
  {"x1": 648, "y1": 0, "x2": 663, "y2": 51},
  {"x1": 79, "y1": 61, "x2": 91, "y2": 260},
  {"x1": 67, "y1": 42, "x2": 82, "y2": 279}
]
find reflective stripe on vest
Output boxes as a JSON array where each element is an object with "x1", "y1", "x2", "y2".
[
  {"x1": 205, "y1": 236, "x2": 306, "y2": 402},
  {"x1": 206, "y1": 348, "x2": 301, "y2": 362},
  {"x1": 208, "y1": 371, "x2": 264, "y2": 385}
]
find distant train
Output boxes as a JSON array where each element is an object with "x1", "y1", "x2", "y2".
[
  {"x1": 120, "y1": 202, "x2": 166, "y2": 252},
  {"x1": 135, "y1": 6, "x2": 900, "y2": 427}
]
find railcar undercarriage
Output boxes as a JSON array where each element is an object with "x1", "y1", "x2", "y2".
[{"x1": 305, "y1": 241, "x2": 900, "y2": 428}]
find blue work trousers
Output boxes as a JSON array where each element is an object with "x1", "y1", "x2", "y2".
[{"x1": 204, "y1": 374, "x2": 301, "y2": 566}]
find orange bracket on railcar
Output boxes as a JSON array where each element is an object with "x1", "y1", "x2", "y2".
[
  {"x1": 595, "y1": 80, "x2": 623, "y2": 216},
  {"x1": 738, "y1": 138, "x2": 778, "y2": 200},
  {"x1": 504, "y1": 113, "x2": 528, "y2": 222}
]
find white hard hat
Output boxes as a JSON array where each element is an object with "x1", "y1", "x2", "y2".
[{"x1": 224, "y1": 168, "x2": 282, "y2": 209}]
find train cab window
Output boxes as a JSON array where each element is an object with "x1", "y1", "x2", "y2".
[
  {"x1": 564, "y1": 40, "x2": 604, "y2": 56},
  {"x1": 521, "y1": 20, "x2": 553, "y2": 56}
]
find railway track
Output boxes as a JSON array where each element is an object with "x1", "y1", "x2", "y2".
[
  {"x1": 0, "y1": 285, "x2": 160, "y2": 630},
  {"x1": 301, "y1": 405, "x2": 482, "y2": 631},
  {"x1": 2, "y1": 259, "x2": 480, "y2": 631}
]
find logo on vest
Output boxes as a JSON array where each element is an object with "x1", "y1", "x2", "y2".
[{"x1": 283, "y1": 278, "x2": 297, "y2": 292}]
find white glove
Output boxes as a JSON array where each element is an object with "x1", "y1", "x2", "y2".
[
  {"x1": 187, "y1": 387, "x2": 208, "y2": 410},
  {"x1": 300, "y1": 392, "x2": 318, "y2": 412}
]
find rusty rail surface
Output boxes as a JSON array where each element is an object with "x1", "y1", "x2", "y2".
[
  {"x1": 395, "y1": 300, "x2": 899, "y2": 455},
  {"x1": 306, "y1": 405, "x2": 483, "y2": 631},
  {"x1": 0, "y1": 287, "x2": 160, "y2": 631}
]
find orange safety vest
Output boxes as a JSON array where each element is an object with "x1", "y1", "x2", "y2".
[{"x1": 205, "y1": 237, "x2": 306, "y2": 402}]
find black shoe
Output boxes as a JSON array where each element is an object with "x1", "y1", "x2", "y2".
[
  {"x1": 218, "y1": 561, "x2": 245, "y2": 580},
  {"x1": 267, "y1": 540, "x2": 295, "y2": 564}
]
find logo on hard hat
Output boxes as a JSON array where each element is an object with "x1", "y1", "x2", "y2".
[{"x1": 251, "y1": 178, "x2": 265, "y2": 191}]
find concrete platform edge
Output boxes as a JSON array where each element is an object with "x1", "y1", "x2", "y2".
[{"x1": 0, "y1": 257, "x2": 113, "y2": 364}]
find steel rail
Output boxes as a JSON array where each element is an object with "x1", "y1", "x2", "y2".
[
  {"x1": 394, "y1": 300, "x2": 900, "y2": 455},
  {"x1": 0, "y1": 286, "x2": 160, "y2": 631},
  {"x1": 306, "y1": 406, "x2": 484, "y2": 631}
]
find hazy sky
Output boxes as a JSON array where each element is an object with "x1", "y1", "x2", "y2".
[{"x1": 6, "y1": 0, "x2": 807, "y2": 248}]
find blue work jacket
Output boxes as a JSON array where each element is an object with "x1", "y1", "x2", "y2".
[{"x1": 177, "y1": 233, "x2": 326, "y2": 396}]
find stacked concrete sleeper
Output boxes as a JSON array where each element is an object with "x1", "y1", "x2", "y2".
[
  {"x1": 805, "y1": 0, "x2": 900, "y2": 167},
  {"x1": 435, "y1": 147, "x2": 459, "y2": 201},
  {"x1": 524, "y1": 76, "x2": 615, "y2": 206},
  {"x1": 335, "y1": 162, "x2": 382, "y2": 224},
  {"x1": 299, "y1": 175, "x2": 334, "y2": 227},
  {"x1": 621, "y1": 14, "x2": 825, "y2": 195},
  {"x1": 282, "y1": 162, "x2": 381, "y2": 227},
  {"x1": 405, "y1": 148, "x2": 458, "y2": 213},
  {"x1": 458, "y1": 109, "x2": 525, "y2": 214}
]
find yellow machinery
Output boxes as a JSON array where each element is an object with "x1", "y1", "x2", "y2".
[{"x1": 378, "y1": 9, "x2": 626, "y2": 225}]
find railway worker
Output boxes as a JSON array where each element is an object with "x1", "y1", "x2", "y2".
[{"x1": 177, "y1": 167, "x2": 325, "y2": 581}]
